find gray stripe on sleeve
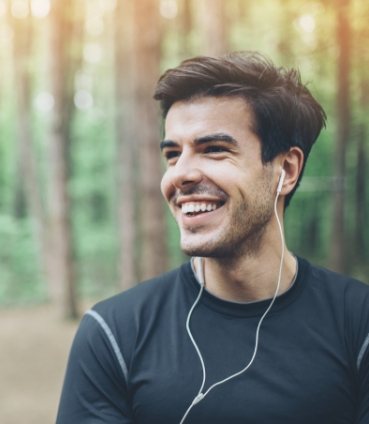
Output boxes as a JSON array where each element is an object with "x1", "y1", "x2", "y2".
[
  {"x1": 86, "y1": 309, "x2": 128, "y2": 380},
  {"x1": 357, "y1": 332, "x2": 369, "y2": 370}
]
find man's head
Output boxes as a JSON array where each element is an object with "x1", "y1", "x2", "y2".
[{"x1": 154, "y1": 51, "x2": 326, "y2": 207}]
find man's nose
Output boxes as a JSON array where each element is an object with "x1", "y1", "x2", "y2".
[{"x1": 171, "y1": 153, "x2": 203, "y2": 191}]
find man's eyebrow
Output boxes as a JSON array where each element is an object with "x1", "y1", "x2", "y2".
[
  {"x1": 160, "y1": 140, "x2": 178, "y2": 151},
  {"x1": 194, "y1": 133, "x2": 239, "y2": 146}
]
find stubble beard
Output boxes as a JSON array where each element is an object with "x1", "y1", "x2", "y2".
[{"x1": 179, "y1": 191, "x2": 275, "y2": 260}]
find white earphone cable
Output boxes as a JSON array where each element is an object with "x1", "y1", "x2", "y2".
[{"x1": 179, "y1": 184, "x2": 285, "y2": 424}]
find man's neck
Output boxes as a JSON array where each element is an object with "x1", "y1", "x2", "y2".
[{"x1": 195, "y1": 249, "x2": 297, "y2": 303}]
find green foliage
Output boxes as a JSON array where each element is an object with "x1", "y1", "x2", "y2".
[
  {"x1": 165, "y1": 206, "x2": 186, "y2": 268},
  {"x1": 0, "y1": 215, "x2": 45, "y2": 306},
  {"x1": 0, "y1": 96, "x2": 17, "y2": 212},
  {"x1": 71, "y1": 108, "x2": 118, "y2": 298}
]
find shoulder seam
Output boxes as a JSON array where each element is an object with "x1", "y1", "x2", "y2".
[
  {"x1": 357, "y1": 332, "x2": 369, "y2": 370},
  {"x1": 85, "y1": 309, "x2": 128, "y2": 380}
]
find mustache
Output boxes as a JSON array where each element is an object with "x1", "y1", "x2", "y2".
[{"x1": 171, "y1": 183, "x2": 227, "y2": 203}]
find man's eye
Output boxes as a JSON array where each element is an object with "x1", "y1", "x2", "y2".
[
  {"x1": 164, "y1": 151, "x2": 180, "y2": 161},
  {"x1": 205, "y1": 145, "x2": 227, "y2": 154}
]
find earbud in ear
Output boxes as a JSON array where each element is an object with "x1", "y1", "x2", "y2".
[{"x1": 277, "y1": 169, "x2": 286, "y2": 194}]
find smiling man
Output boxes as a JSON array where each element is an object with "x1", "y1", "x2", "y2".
[{"x1": 57, "y1": 52, "x2": 369, "y2": 423}]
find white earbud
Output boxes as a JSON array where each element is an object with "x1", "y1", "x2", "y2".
[{"x1": 277, "y1": 169, "x2": 286, "y2": 194}]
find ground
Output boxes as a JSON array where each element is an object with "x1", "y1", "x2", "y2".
[{"x1": 0, "y1": 304, "x2": 83, "y2": 424}]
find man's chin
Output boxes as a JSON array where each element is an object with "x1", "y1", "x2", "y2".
[
  {"x1": 179, "y1": 231, "x2": 231, "y2": 257},
  {"x1": 180, "y1": 240, "x2": 221, "y2": 258},
  {"x1": 180, "y1": 242, "x2": 209, "y2": 258},
  {"x1": 180, "y1": 234, "x2": 251, "y2": 259}
]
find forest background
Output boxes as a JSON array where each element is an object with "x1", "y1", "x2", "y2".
[{"x1": 0, "y1": 0, "x2": 368, "y2": 422}]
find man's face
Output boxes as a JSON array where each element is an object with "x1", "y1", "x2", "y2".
[{"x1": 160, "y1": 96, "x2": 277, "y2": 259}]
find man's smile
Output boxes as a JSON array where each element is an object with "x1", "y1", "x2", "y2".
[
  {"x1": 181, "y1": 201, "x2": 219, "y2": 215},
  {"x1": 174, "y1": 193, "x2": 227, "y2": 219}
]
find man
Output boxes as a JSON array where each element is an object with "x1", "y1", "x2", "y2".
[{"x1": 57, "y1": 52, "x2": 369, "y2": 423}]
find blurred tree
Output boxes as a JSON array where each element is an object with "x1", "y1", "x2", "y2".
[
  {"x1": 354, "y1": 114, "x2": 367, "y2": 259},
  {"x1": 353, "y1": 4, "x2": 369, "y2": 265},
  {"x1": 9, "y1": 0, "x2": 50, "y2": 289},
  {"x1": 277, "y1": 0, "x2": 294, "y2": 64},
  {"x1": 133, "y1": 0, "x2": 168, "y2": 280},
  {"x1": 178, "y1": 0, "x2": 193, "y2": 58},
  {"x1": 235, "y1": 0, "x2": 249, "y2": 20},
  {"x1": 9, "y1": 0, "x2": 31, "y2": 220},
  {"x1": 11, "y1": 4, "x2": 34, "y2": 215},
  {"x1": 115, "y1": 0, "x2": 138, "y2": 289},
  {"x1": 196, "y1": 0, "x2": 229, "y2": 55},
  {"x1": 330, "y1": 0, "x2": 351, "y2": 273},
  {"x1": 48, "y1": 0, "x2": 83, "y2": 318}
]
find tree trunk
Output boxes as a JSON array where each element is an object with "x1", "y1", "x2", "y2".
[
  {"x1": 178, "y1": 0, "x2": 193, "y2": 58},
  {"x1": 196, "y1": 0, "x2": 229, "y2": 56},
  {"x1": 115, "y1": 0, "x2": 138, "y2": 289},
  {"x1": 10, "y1": 0, "x2": 50, "y2": 285},
  {"x1": 48, "y1": 0, "x2": 78, "y2": 319},
  {"x1": 354, "y1": 128, "x2": 367, "y2": 259},
  {"x1": 12, "y1": 4, "x2": 31, "y2": 220},
  {"x1": 132, "y1": 0, "x2": 168, "y2": 281},
  {"x1": 329, "y1": 0, "x2": 351, "y2": 273},
  {"x1": 354, "y1": 46, "x2": 369, "y2": 262},
  {"x1": 277, "y1": 0, "x2": 295, "y2": 64}
]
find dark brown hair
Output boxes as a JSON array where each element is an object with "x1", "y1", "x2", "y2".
[{"x1": 154, "y1": 51, "x2": 326, "y2": 206}]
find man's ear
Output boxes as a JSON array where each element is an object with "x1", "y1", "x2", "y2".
[{"x1": 279, "y1": 147, "x2": 304, "y2": 196}]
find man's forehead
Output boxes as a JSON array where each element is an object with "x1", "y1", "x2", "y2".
[{"x1": 164, "y1": 96, "x2": 255, "y2": 140}]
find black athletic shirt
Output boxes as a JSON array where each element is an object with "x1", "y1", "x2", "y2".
[{"x1": 56, "y1": 257, "x2": 369, "y2": 423}]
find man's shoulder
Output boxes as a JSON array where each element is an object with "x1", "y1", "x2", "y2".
[
  {"x1": 67, "y1": 264, "x2": 192, "y2": 374},
  {"x1": 301, "y1": 257, "x2": 369, "y2": 313},
  {"x1": 303, "y1": 257, "x2": 368, "y2": 292},
  {"x1": 89, "y1": 262, "x2": 191, "y2": 320}
]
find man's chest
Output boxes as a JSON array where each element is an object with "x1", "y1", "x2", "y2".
[{"x1": 127, "y1": 310, "x2": 357, "y2": 423}]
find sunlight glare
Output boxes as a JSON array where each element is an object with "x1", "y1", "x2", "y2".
[
  {"x1": 96, "y1": 0, "x2": 116, "y2": 13},
  {"x1": 74, "y1": 90, "x2": 94, "y2": 110},
  {"x1": 0, "y1": 26, "x2": 12, "y2": 49},
  {"x1": 0, "y1": 1, "x2": 6, "y2": 17},
  {"x1": 160, "y1": 0, "x2": 178, "y2": 19},
  {"x1": 297, "y1": 14, "x2": 316, "y2": 33},
  {"x1": 31, "y1": 0, "x2": 50, "y2": 18},
  {"x1": 104, "y1": 0, "x2": 117, "y2": 12},
  {"x1": 34, "y1": 92, "x2": 54, "y2": 112},
  {"x1": 11, "y1": 0, "x2": 29, "y2": 19}
]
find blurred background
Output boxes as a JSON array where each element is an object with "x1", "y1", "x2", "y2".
[{"x1": 0, "y1": 0, "x2": 368, "y2": 422}]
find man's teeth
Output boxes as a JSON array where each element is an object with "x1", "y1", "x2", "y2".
[{"x1": 181, "y1": 202, "x2": 218, "y2": 214}]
